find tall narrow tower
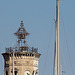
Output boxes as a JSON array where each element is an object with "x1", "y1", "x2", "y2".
[{"x1": 2, "y1": 21, "x2": 41, "y2": 75}]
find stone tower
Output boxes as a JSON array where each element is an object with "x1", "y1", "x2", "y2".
[{"x1": 2, "y1": 21, "x2": 41, "y2": 75}]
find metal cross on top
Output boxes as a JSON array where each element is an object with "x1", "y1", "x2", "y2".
[
  {"x1": 20, "y1": 21, "x2": 24, "y2": 27},
  {"x1": 14, "y1": 21, "x2": 29, "y2": 51}
]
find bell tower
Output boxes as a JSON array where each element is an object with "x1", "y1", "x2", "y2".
[{"x1": 2, "y1": 21, "x2": 41, "y2": 75}]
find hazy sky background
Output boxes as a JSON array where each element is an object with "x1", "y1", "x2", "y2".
[{"x1": 0, "y1": 0, "x2": 75, "y2": 75}]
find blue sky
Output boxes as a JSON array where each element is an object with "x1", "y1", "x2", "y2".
[{"x1": 0, "y1": 0, "x2": 75, "y2": 75}]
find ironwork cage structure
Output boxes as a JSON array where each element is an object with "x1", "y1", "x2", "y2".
[{"x1": 5, "y1": 21, "x2": 38, "y2": 53}]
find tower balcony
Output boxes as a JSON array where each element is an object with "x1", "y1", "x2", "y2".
[{"x1": 5, "y1": 46, "x2": 38, "y2": 53}]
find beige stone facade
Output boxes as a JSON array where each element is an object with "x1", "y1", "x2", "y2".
[{"x1": 2, "y1": 51, "x2": 41, "y2": 75}]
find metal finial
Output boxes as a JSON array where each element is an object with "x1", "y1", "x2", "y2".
[{"x1": 20, "y1": 21, "x2": 24, "y2": 27}]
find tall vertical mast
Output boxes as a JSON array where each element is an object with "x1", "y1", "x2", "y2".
[
  {"x1": 55, "y1": 0, "x2": 60, "y2": 75},
  {"x1": 13, "y1": 48, "x2": 15, "y2": 75}
]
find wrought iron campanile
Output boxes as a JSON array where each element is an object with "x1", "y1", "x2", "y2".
[{"x1": 14, "y1": 21, "x2": 29, "y2": 51}]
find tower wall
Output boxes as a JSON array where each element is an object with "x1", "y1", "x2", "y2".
[{"x1": 2, "y1": 52, "x2": 41, "y2": 75}]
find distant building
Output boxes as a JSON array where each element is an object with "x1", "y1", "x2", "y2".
[{"x1": 2, "y1": 21, "x2": 41, "y2": 75}]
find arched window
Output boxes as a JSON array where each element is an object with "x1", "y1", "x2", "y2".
[
  {"x1": 11, "y1": 68, "x2": 18, "y2": 75},
  {"x1": 15, "y1": 71, "x2": 17, "y2": 75},
  {"x1": 6, "y1": 71, "x2": 8, "y2": 75}
]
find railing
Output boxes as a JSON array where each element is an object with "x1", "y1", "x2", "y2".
[{"x1": 5, "y1": 46, "x2": 38, "y2": 53}]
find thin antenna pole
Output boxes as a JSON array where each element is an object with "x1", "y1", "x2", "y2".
[
  {"x1": 13, "y1": 48, "x2": 15, "y2": 75},
  {"x1": 55, "y1": 0, "x2": 60, "y2": 75}
]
